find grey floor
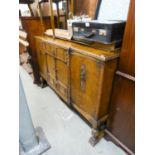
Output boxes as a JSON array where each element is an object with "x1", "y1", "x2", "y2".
[{"x1": 20, "y1": 67, "x2": 127, "y2": 155}]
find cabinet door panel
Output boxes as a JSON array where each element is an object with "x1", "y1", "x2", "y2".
[
  {"x1": 57, "y1": 81, "x2": 68, "y2": 101},
  {"x1": 45, "y1": 42, "x2": 55, "y2": 56},
  {"x1": 48, "y1": 74, "x2": 57, "y2": 90},
  {"x1": 46, "y1": 54, "x2": 56, "y2": 77},
  {"x1": 46, "y1": 53, "x2": 56, "y2": 89},
  {"x1": 45, "y1": 42, "x2": 70, "y2": 102},
  {"x1": 56, "y1": 59, "x2": 69, "y2": 102},
  {"x1": 55, "y1": 47, "x2": 69, "y2": 62},
  {"x1": 71, "y1": 52, "x2": 103, "y2": 118},
  {"x1": 56, "y1": 60, "x2": 68, "y2": 85}
]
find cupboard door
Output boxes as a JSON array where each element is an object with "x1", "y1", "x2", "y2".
[
  {"x1": 55, "y1": 46, "x2": 69, "y2": 63},
  {"x1": 56, "y1": 59, "x2": 69, "y2": 102},
  {"x1": 45, "y1": 42, "x2": 55, "y2": 56},
  {"x1": 44, "y1": 43, "x2": 70, "y2": 102},
  {"x1": 46, "y1": 53, "x2": 57, "y2": 90},
  {"x1": 70, "y1": 51, "x2": 103, "y2": 120},
  {"x1": 55, "y1": 47, "x2": 70, "y2": 102},
  {"x1": 45, "y1": 42, "x2": 57, "y2": 89},
  {"x1": 36, "y1": 39, "x2": 47, "y2": 79}
]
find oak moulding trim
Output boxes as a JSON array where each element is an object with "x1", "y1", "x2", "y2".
[
  {"x1": 105, "y1": 129, "x2": 135, "y2": 155},
  {"x1": 116, "y1": 71, "x2": 135, "y2": 82}
]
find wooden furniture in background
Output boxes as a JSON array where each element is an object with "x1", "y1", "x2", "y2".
[
  {"x1": 74, "y1": 0, "x2": 99, "y2": 18},
  {"x1": 49, "y1": 0, "x2": 67, "y2": 28},
  {"x1": 20, "y1": 16, "x2": 56, "y2": 84},
  {"x1": 30, "y1": 0, "x2": 72, "y2": 29},
  {"x1": 19, "y1": 0, "x2": 35, "y2": 16},
  {"x1": 106, "y1": 0, "x2": 135, "y2": 154},
  {"x1": 19, "y1": 30, "x2": 33, "y2": 75},
  {"x1": 20, "y1": 17, "x2": 53, "y2": 54},
  {"x1": 19, "y1": 30, "x2": 29, "y2": 55},
  {"x1": 35, "y1": 36, "x2": 119, "y2": 145}
]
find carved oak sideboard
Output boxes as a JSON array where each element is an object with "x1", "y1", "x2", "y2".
[{"x1": 35, "y1": 36, "x2": 119, "y2": 146}]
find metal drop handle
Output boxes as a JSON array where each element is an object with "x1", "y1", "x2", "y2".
[{"x1": 80, "y1": 64, "x2": 87, "y2": 91}]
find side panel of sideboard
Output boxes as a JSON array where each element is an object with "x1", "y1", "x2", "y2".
[{"x1": 35, "y1": 38, "x2": 47, "y2": 80}]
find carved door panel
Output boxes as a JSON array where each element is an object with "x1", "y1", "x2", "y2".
[
  {"x1": 45, "y1": 42, "x2": 55, "y2": 56},
  {"x1": 46, "y1": 53, "x2": 57, "y2": 90},
  {"x1": 45, "y1": 42, "x2": 57, "y2": 90},
  {"x1": 70, "y1": 51, "x2": 103, "y2": 119},
  {"x1": 55, "y1": 46, "x2": 70, "y2": 102}
]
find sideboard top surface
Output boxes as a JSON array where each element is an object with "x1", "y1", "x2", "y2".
[{"x1": 35, "y1": 36, "x2": 120, "y2": 62}]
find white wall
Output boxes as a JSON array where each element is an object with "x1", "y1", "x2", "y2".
[{"x1": 98, "y1": 0, "x2": 130, "y2": 21}]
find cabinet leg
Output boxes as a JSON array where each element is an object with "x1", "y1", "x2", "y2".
[
  {"x1": 32, "y1": 70, "x2": 40, "y2": 85},
  {"x1": 89, "y1": 128, "x2": 105, "y2": 147},
  {"x1": 33, "y1": 74, "x2": 41, "y2": 85},
  {"x1": 39, "y1": 77, "x2": 47, "y2": 88}
]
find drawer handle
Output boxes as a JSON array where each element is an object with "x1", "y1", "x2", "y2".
[
  {"x1": 82, "y1": 32, "x2": 94, "y2": 38},
  {"x1": 80, "y1": 64, "x2": 86, "y2": 91}
]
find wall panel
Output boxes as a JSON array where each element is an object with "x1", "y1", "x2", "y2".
[{"x1": 107, "y1": 0, "x2": 135, "y2": 153}]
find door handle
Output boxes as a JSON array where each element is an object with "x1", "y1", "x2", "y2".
[
  {"x1": 80, "y1": 64, "x2": 87, "y2": 91},
  {"x1": 81, "y1": 32, "x2": 94, "y2": 38}
]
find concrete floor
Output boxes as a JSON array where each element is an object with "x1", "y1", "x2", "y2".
[{"x1": 20, "y1": 67, "x2": 127, "y2": 155}]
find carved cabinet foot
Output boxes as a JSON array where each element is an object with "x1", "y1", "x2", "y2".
[
  {"x1": 39, "y1": 77, "x2": 47, "y2": 88},
  {"x1": 89, "y1": 128, "x2": 105, "y2": 147},
  {"x1": 33, "y1": 72, "x2": 41, "y2": 85},
  {"x1": 40, "y1": 82, "x2": 47, "y2": 88}
]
